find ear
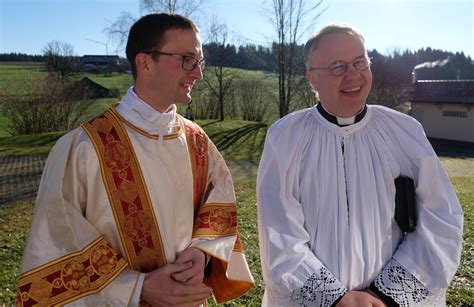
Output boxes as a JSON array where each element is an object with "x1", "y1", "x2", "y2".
[
  {"x1": 306, "y1": 70, "x2": 320, "y2": 92},
  {"x1": 135, "y1": 53, "x2": 151, "y2": 76}
]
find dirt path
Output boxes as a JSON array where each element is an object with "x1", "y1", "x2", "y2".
[{"x1": 0, "y1": 154, "x2": 48, "y2": 206}]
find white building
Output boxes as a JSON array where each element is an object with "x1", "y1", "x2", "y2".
[{"x1": 410, "y1": 80, "x2": 474, "y2": 143}]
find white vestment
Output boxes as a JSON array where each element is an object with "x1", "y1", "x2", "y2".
[
  {"x1": 257, "y1": 104, "x2": 463, "y2": 306},
  {"x1": 18, "y1": 88, "x2": 252, "y2": 306}
]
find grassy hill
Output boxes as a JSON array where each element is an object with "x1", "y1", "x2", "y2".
[
  {"x1": 0, "y1": 62, "x2": 274, "y2": 154},
  {"x1": 0, "y1": 62, "x2": 280, "y2": 137},
  {"x1": 0, "y1": 119, "x2": 268, "y2": 159}
]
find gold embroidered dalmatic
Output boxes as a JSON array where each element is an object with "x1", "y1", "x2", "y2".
[{"x1": 17, "y1": 105, "x2": 253, "y2": 306}]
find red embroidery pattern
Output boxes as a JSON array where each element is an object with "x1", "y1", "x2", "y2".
[
  {"x1": 181, "y1": 116, "x2": 209, "y2": 210},
  {"x1": 193, "y1": 204, "x2": 238, "y2": 237},
  {"x1": 82, "y1": 109, "x2": 166, "y2": 272},
  {"x1": 16, "y1": 237, "x2": 127, "y2": 307}
]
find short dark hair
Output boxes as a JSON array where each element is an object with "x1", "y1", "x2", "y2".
[{"x1": 126, "y1": 13, "x2": 200, "y2": 79}]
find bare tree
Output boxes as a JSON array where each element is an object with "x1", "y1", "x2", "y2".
[
  {"x1": 292, "y1": 76, "x2": 317, "y2": 110},
  {"x1": 202, "y1": 19, "x2": 234, "y2": 121},
  {"x1": 104, "y1": 11, "x2": 136, "y2": 53},
  {"x1": 238, "y1": 78, "x2": 273, "y2": 122},
  {"x1": 140, "y1": 0, "x2": 205, "y2": 16},
  {"x1": 0, "y1": 76, "x2": 96, "y2": 135},
  {"x1": 266, "y1": 0, "x2": 325, "y2": 117},
  {"x1": 43, "y1": 41, "x2": 76, "y2": 80},
  {"x1": 105, "y1": 0, "x2": 206, "y2": 51},
  {"x1": 367, "y1": 84, "x2": 412, "y2": 112},
  {"x1": 182, "y1": 82, "x2": 214, "y2": 119}
]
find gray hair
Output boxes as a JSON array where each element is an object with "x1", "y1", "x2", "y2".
[{"x1": 304, "y1": 22, "x2": 366, "y2": 69}]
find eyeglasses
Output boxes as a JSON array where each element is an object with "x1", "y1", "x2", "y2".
[
  {"x1": 308, "y1": 57, "x2": 371, "y2": 76},
  {"x1": 145, "y1": 50, "x2": 205, "y2": 71}
]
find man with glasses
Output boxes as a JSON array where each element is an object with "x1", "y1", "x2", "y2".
[
  {"x1": 17, "y1": 13, "x2": 253, "y2": 306},
  {"x1": 257, "y1": 23, "x2": 462, "y2": 306}
]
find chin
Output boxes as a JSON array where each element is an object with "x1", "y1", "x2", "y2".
[
  {"x1": 176, "y1": 96, "x2": 192, "y2": 105},
  {"x1": 337, "y1": 101, "x2": 364, "y2": 117},
  {"x1": 351, "y1": 102, "x2": 366, "y2": 114}
]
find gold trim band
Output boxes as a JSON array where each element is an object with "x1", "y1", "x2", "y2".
[
  {"x1": 82, "y1": 108, "x2": 167, "y2": 272},
  {"x1": 16, "y1": 236, "x2": 128, "y2": 307}
]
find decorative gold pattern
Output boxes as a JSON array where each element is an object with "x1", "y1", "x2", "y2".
[
  {"x1": 61, "y1": 260, "x2": 89, "y2": 291},
  {"x1": 104, "y1": 142, "x2": 131, "y2": 171},
  {"x1": 81, "y1": 108, "x2": 252, "y2": 304},
  {"x1": 16, "y1": 236, "x2": 127, "y2": 307},
  {"x1": 209, "y1": 208, "x2": 233, "y2": 233},
  {"x1": 124, "y1": 212, "x2": 153, "y2": 241},
  {"x1": 180, "y1": 115, "x2": 209, "y2": 210},
  {"x1": 193, "y1": 203, "x2": 237, "y2": 237},
  {"x1": 82, "y1": 108, "x2": 166, "y2": 272}
]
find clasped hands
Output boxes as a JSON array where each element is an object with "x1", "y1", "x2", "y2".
[{"x1": 141, "y1": 247, "x2": 212, "y2": 307}]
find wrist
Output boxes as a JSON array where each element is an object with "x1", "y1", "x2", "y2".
[
  {"x1": 331, "y1": 292, "x2": 345, "y2": 306},
  {"x1": 369, "y1": 283, "x2": 398, "y2": 307},
  {"x1": 140, "y1": 273, "x2": 151, "y2": 302}
]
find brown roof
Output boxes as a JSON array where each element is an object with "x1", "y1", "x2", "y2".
[
  {"x1": 75, "y1": 77, "x2": 113, "y2": 99},
  {"x1": 410, "y1": 80, "x2": 474, "y2": 104}
]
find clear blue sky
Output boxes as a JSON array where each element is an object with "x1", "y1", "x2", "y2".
[{"x1": 1, "y1": 0, "x2": 473, "y2": 58}]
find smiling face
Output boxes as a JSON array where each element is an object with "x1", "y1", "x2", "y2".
[
  {"x1": 134, "y1": 28, "x2": 203, "y2": 112},
  {"x1": 306, "y1": 32, "x2": 372, "y2": 118}
]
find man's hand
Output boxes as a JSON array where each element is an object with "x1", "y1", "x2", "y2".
[
  {"x1": 172, "y1": 247, "x2": 207, "y2": 285},
  {"x1": 141, "y1": 261, "x2": 212, "y2": 306},
  {"x1": 336, "y1": 290, "x2": 387, "y2": 307}
]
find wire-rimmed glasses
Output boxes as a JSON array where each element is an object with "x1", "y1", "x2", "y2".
[{"x1": 308, "y1": 56, "x2": 371, "y2": 76}]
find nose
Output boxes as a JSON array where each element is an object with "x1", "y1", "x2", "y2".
[
  {"x1": 189, "y1": 64, "x2": 203, "y2": 80},
  {"x1": 344, "y1": 63, "x2": 360, "y2": 80}
]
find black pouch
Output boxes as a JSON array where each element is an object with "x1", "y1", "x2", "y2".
[{"x1": 394, "y1": 176, "x2": 417, "y2": 233}]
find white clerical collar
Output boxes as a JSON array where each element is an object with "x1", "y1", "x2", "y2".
[
  {"x1": 320, "y1": 103, "x2": 355, "y2": 125},
  {"x1": 116, "y1": 87, "x2": 177, "y2": 136},
  {"x1": 318, "y1": 103, "x2": 367, "y2": 126},
  {"x1": 337, "y1": 116, "x2": 356, "y2": 126}
]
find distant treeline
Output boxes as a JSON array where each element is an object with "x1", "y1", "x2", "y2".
[
  {"x1": 2, "y1": 44, "x2": 473, "y2": 83},
  {"x1": 0, "y1": 52, "x2": 46, "y2": 62},
  {"x1": 203, "y1": 43, "x2": 474, "y2": 84}
]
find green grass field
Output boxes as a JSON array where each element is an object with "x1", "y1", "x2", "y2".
[
  {"x1": 85, "y1": 73, "x2": 133, "y2": 96},
  {"x1": 0, "y1": 64, "x2": 45, "y2": 86},
  {"x1": 0, "y1": 62, "x2": 277, "y2": 138}
]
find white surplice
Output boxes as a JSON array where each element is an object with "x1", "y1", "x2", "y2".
[
  {"x1": 19, "y1": 87, "x2": 252, "y2": 306},
  {"x1": 257, "y1": 104, "x2": 463, "y2": 306}
]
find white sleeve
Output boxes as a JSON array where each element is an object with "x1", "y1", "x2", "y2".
[
  {"x1": 372, "y1": 258, "x2": 433, "y2": 306},
  {"x1": 382, "y1": 156, "x2": 462, "y2": 305},
  {"x1": 373, "y1": 118, "x2": 463, "y2": 306},
  {"x1": 18, "y1": 131, "x2": 141, "y2": 306},
  {"x1": 129, "y1": 273, "x2": 145, "y2": 306},
  {"x1": 257, "y1": 128, "x2": 346, "y2": 306}
]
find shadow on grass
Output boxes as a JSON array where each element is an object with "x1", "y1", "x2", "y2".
[
  {"x1": 199, "y1": 120, "x2": 221, "y2": 128},
  {"x1": 206, "y1": 123, "x2": 268, "y2": 161},
  {"x1": 212, "y1": 123, "x2": 266, "y2": 149},
  {"x1": 0, "y1": 131, "x2": 64, "y2": 154}
]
